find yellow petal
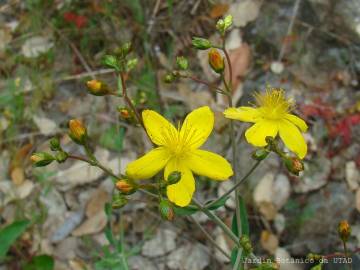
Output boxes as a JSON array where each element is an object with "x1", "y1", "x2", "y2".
[
  {"x1": 186, "y1": 149, "x2": 233, "y2": 180},
  {"x1": 126, "y1": 147, "x2": 170, "y2": 179},
  {"x1": 180, "y1": 106, "x2": 214, "y2": 149},
  {"x1": 279, "y1": 120, "x2": 307, "y2": 159},
  {"x1": 142, "y1": 110, "x2": 178, "y2": 146},
  {"x1": 245, "y1": 120, "x2": 278, "y2": 146},
  {"x1": 223, "y1": 107, "x2": 261, "y2": 122},
  {"x1": 285, "y1": 113, "x2": 308, "y2": 132},
  {"x1": 165, "y1": 158, "x2": 195, "y2": 207}
]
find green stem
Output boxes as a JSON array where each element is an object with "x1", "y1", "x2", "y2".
[
  {"x1": 343, "y1": 240, "x2": 352, "y2": 270},
  {"x1": 206, "y1": 160, "x2": 261, "y2": 208},
  {"x1": 192, "y1": 198, "x2": 240, "y2": 246},
  {"x1": 188, "y1": 216, "x2": 231, "y2": 260}
]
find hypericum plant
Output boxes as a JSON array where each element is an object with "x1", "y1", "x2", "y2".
[{"x1": 31, "y1": 14, "x2": 352, "y2": 270}]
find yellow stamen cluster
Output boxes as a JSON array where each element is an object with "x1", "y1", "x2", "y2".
[{"x1": 254, "y1": 88, "x2": 294, "y2": 120}]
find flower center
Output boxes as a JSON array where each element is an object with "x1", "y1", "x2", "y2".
[
  {"x1": 254, "y1": 88, "x2": 294, "y2": 120},
  {"x1": 162, "y1": 122, "x2": 194, "y2": 158}
]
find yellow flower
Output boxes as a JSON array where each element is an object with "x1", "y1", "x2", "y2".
[
  {"x1": 224, "y1": 88, "x2": 308, "y2": 159},
  {"x1": 126, "y1": 106, "x2": 233, "y2": 207}
]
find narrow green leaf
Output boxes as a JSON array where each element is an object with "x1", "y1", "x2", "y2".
[
  {"x1": 24, "y1": 255, "x2": 54, "y2": 270},
  {"x1": 231, "y1": 196, "x2": 249, "y2": 237},
  {"x1": 173, "y1": 205, "x2": 198, "y2": 216},
  {"x1": 205, "y1": 196, "x2": 229, "y2": 211},
  {"x1": 0, "y1": 220, "x2": 30, "y2": 258}
]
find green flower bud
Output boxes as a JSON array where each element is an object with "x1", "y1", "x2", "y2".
[
  {"x1": 164, "y1": 73, "x2": 175, "y2": 83},
  {"x1": 192, "y1": 37, "x2": 212, "y2": 50},
  {"x1": 239, "y1": 235, "x2": 253, "y2": 256},
  {"x1": 252, "y1": 148, "x2": 269, "y2": 161},
  {"x1": 102, "y1": 55, "x2": 120, "y2": 71},
  {"x1": 126, "y1": 58, "x2": 138, "y2": 71},
  {"x1": 112, "y1": 193, "x2": 128, "y2": 209},
  {"x1": 167, "y1": 171, "x2": 181, "y2": 185},
  {"x1": 121, "y1": 42, "x2": 132, "y2": 56},
  {"x1": 50, "y1": 137, "x2": 61, "y2": 151},
  {"x1": 216, "y1": 15, "x2": 233, "y2": 35},
  {"x1": 55, "y1": 151, "x2": 68, "y2": 163},
  {"x1": 176, "y1": 56, "x2": 188, "y2": 70},
  {"x1": 30, "y1": 152, "x2": 55, "y2": 167},
  {"x1": 159, "y1": 199, "x2": 174, "y2": 221}
]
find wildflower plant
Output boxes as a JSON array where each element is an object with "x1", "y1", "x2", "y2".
[{"x1": 31, "y1": 14, "x2": 321, "y2": 270}]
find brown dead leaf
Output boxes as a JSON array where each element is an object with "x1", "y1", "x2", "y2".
[
  {"x1": 85, "y1": 188, "x2": 110, "y2": 217},
  {"x1": 210, "y1": 4, "x2": 229, "y2": 18},
  {"x1": 72, "y1": 211, "x2": 107, "y2": 236},
  {"x1": 10, "y1": 143, "x2": 33, "y2": 169},
  {"x1": 10, "y1": 167, "x2": 25, "y2": 186},
  {"x1": 260, "y1": 230, "x2": 279, "y2": 254},
  {"x1": 225, "y1": 43, "x2": 251, "y2": 92}
]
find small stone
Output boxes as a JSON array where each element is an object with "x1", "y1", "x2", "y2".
[
  {"x1": 21, "y1": 36, "x2": 54, "y2": 58},
  {"x1": 167, "y1": 243, "x2": 210, "y2": 270},
  {"x1": 274, "y1": 248, "x2": 302, "y2": 270},
  {"x1": 356, "y1": 188, "x2": 360, "y2": 213},
  {"x1": 274, "y1": 213, "x2": 286, "y2": 234},
  {"x1": 272, "y1": 174, "x2": 291, "y2": 209},
  {"x1": 128, "y1": 256, "x2": 157, "y2": 270},
  {"x1": 270, "y1": 61, "x2": 284, "y2": 74},
  {"x1": 33, "y1": 115, "x2": 58, "y2": 136},
  {"x1": 142, "y1": 229, "x2": 177, "y2": 257},
  {"x1": 214, "y1": 229, "x2": 231, "y2": 263},
  {"x1": 346, "y1": 161, "x2": 360, "y2": 191},
  {"x1": 260, "y1": 230, "x2": 279, "y2": 254},
  {"x1": 55, "y1": 237, "x2": 78, "y2": 260}
]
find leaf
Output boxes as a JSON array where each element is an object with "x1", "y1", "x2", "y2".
[
  {"x1": 173, "y1": 205, "x2": 198, "y2": 216},
  {"x1": 0, "y1": 220, "x2": 30, "y2": 258},
  {"x1": 231, "y1": 196, "x2": 249, "y2": 237},
  {"x1": 24, "y1": 255, "x2": 54, "y2": 270},
  {"x1": 205, "y1": 196, "x2": 229, "y2": 210},
  {"x1": 231, "y1": 196, "x2": 249, "y2": 269}
]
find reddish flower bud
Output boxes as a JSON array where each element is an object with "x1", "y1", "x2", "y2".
[
  {"x1": 208, "y1": 48, "x2": 224, "y2": 73},
  {"x1": 68, "y1": 119, "x2": 87, "y2": 145}
]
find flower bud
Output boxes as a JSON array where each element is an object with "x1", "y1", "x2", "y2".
[
  {"x1": 126, "y1": 58, "x2": 138, "y2": 71},
  {"x1": 167, "y1": 171, "x2": 181, "y2": 185},
  {"x1": 103, "y1": 54, "x2": 120, "y2": 71},
  {"x1": 50, "y1": 137, "x2": 61, "y2": 151},
  {"x1": 118, "y1": 107, "x2": 131, "y2": 119},
  {"x1": 116, "y1": 179, "x2": 137, "y2": 195},
  {"x1": 338, "y1": 220, "x2": 351, "y2": 242},
  {"x1": 159, "y1": 199, "x2": 174, "y2": 221},
  {"x1": 30, "y1": 152, "x2": 55, "y2": 167},
  {"x1": 86, "y1": 80, "x2": 111, "y2": 96},
  {"x1": 252, "y1": 148, "x2": 269, "y2": 161},
  {"x1": 112, "y1": 193, "x2": 128, "y2": 209},
  {"x1": 68, "y1": 119, "x2": 87, "y2": 145},
  {"x1": 216, "y1": 15, "x2": 233, "y2": 35},
  {"x1": 208, "y1": 49, "x2": 224, "y2": 73},
  {"x1": 239, "y1": 235, "x2": 253, "y2": 255},
  {"x1": 176, "y1": 56, "x2": 188, "y2": 70},
  {"x1": 55, "y1": 151, "x2": 68, "y2": 163},
  {"x1": 192, "y1": 37, "x2": 212, "y2": 50},
  {"x1": 121, "y1": 42, "x2": 132, "y2": 55},
  {"x1": 164, "y1": 73, "x2": 176, "y2": 83},
  {"x1": 283, "y1": 156, "x2": 304, "y2": 176}
]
